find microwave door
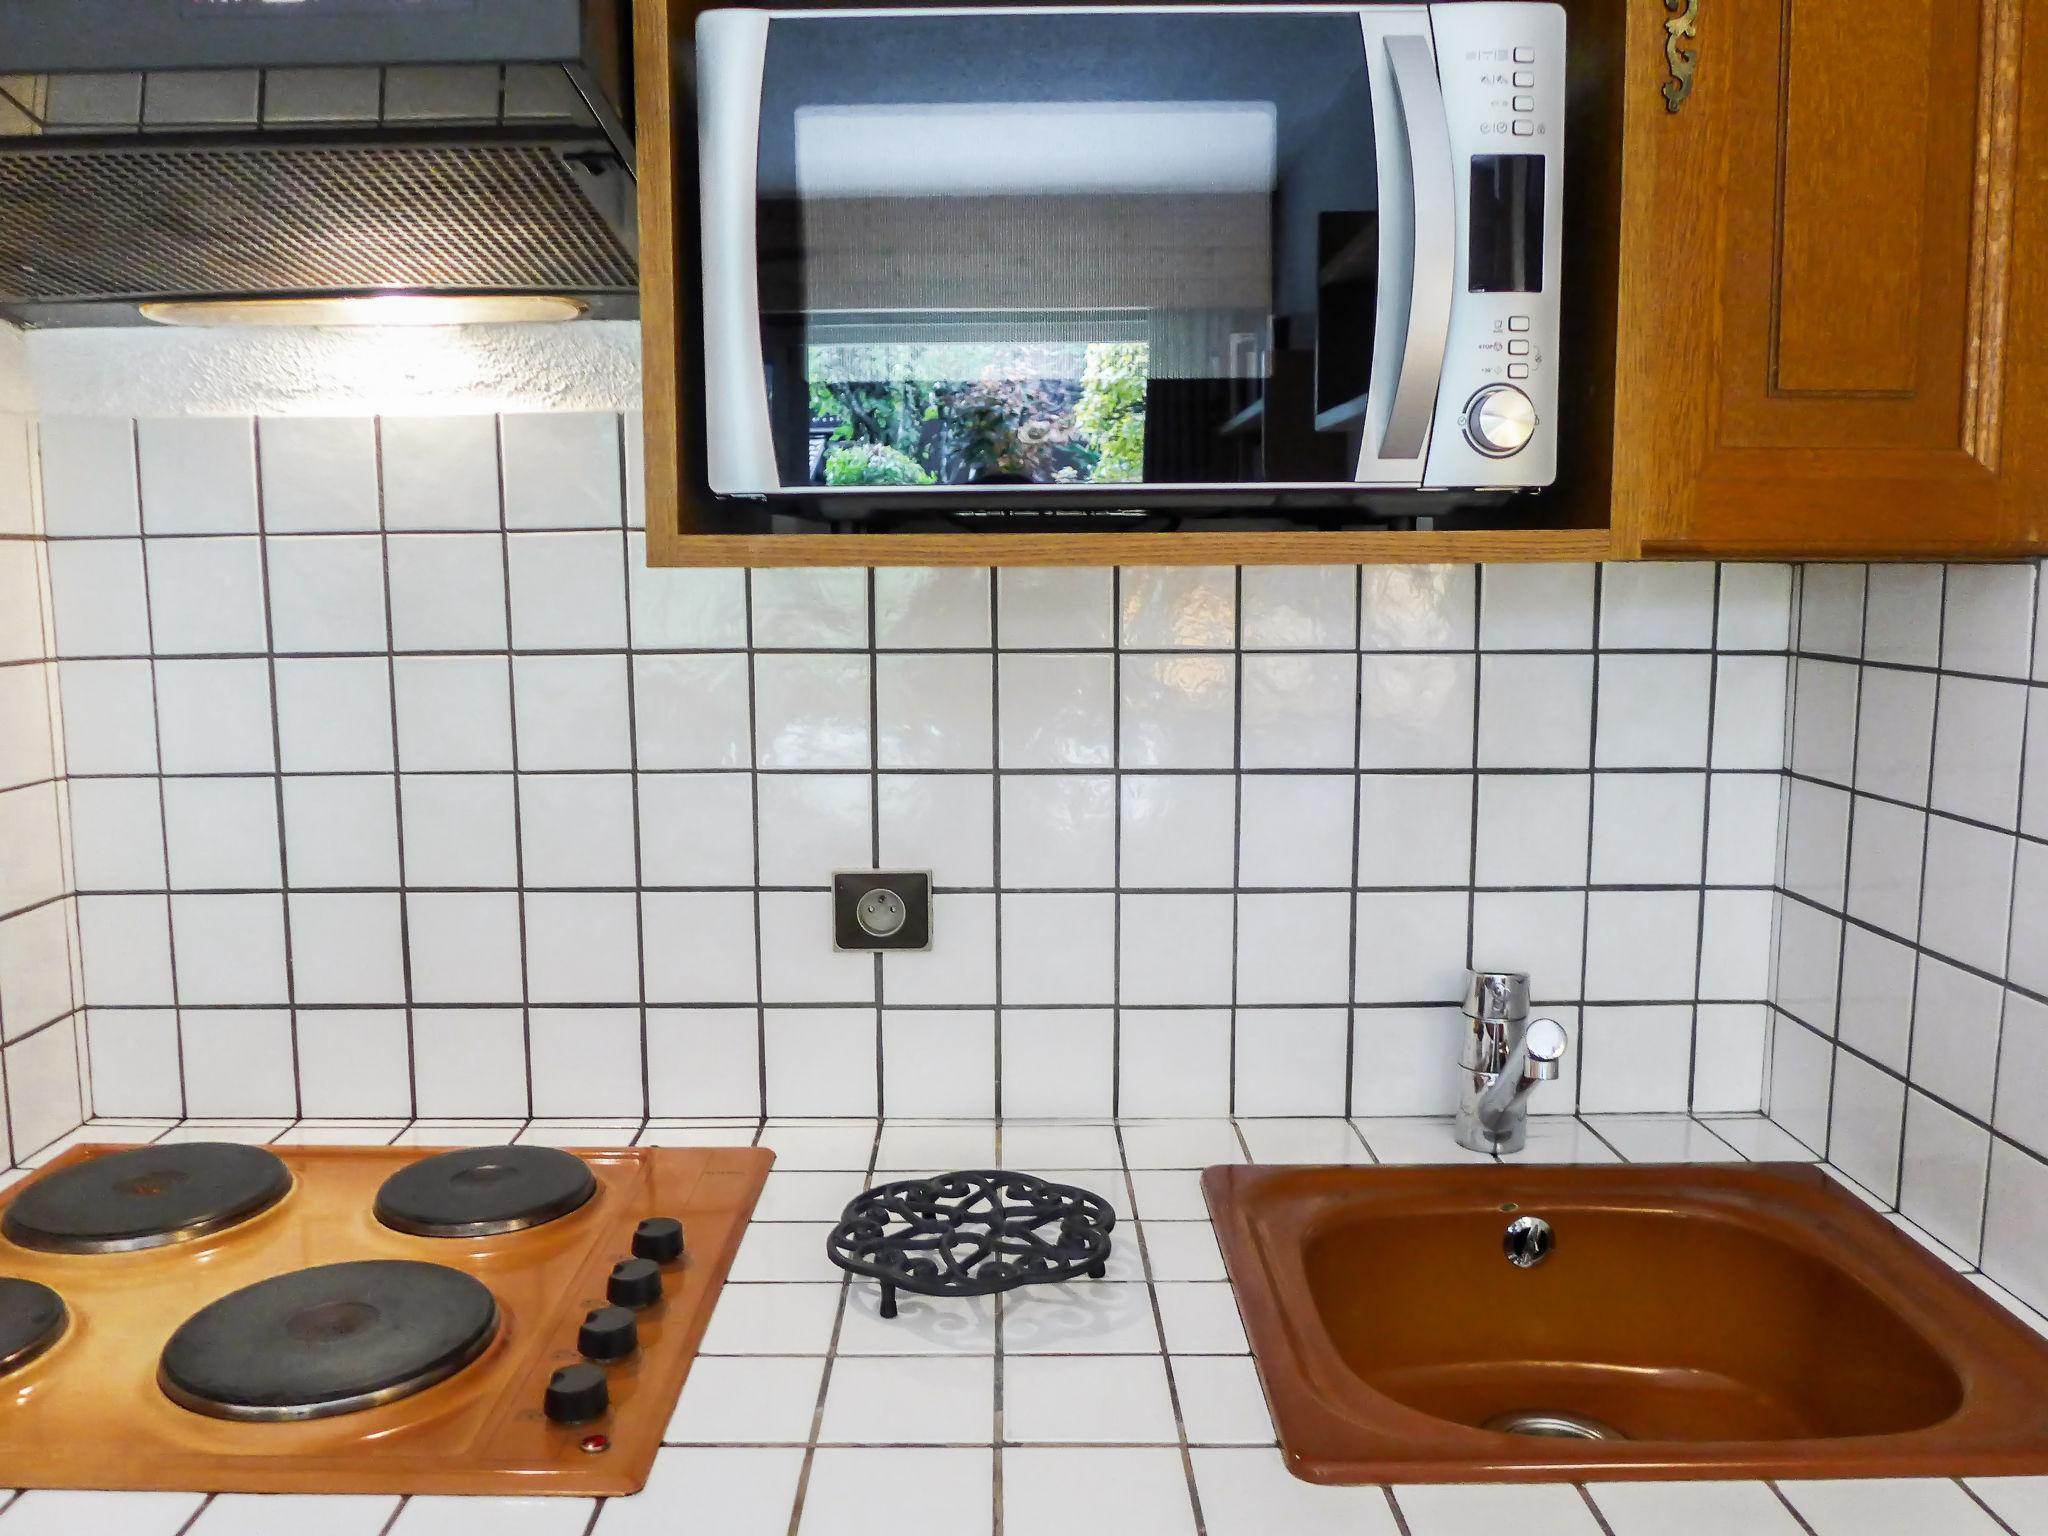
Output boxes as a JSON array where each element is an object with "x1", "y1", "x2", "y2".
[
  {"x1": 1349, "y1": 12, "x2": 1453, "y2": 487},
  {"x1": 700, "y1": 7, "x2": 1393, "y2": 501}
]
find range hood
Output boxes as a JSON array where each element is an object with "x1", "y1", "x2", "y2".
[{"x1": 0, "y1": 0, "x2": 637, "y2": 327}]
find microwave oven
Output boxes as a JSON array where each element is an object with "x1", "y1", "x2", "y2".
[{"x1": 692, "y1": 1, "x2": 1564, "y2": 519}]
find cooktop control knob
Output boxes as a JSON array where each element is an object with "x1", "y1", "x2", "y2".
[
  {"x1": 607, "y1": 1257, "x2": 663, "y2": 1309},
  {"x1": 1462, "y1": 384, "x2": 1538, "y2": 459},
  {"x1": 544, "y1": 1362, "x2": 609, "y2": 1424},
  {"x1": 632, "y1": 1216, "x2": 685, "y2": 1264},
  {"x1": 578, "y1": 1304, "x2": 638, "y2": 1362}
]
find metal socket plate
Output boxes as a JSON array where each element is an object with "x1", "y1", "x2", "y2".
[{"x1": 832, "y1": 872, "x2": 932, "y2": 952}]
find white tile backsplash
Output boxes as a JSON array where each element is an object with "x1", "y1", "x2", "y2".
[
  {"x1": 1356, "y1": 652, "x2": 1474, "y2": 769},
  {"x1": 258, "y1": 416, "x2": 380, "y2": 533},
  {"x1": 1237, "y1": 774, "x2": 1353, "y2": 888},
  {"x1": 1478, "y1": 562, "x2": 1594, "y2": 650},
  {"x1": 1769, "y1": 557, "x2": 2048, "y2": 1316},
  {"x1": 0, "y1": 408, "x2": 85, "y2": 1161},
  {"x1": 1477, "y1": 652, "x2": 1593, "y2": 767},
  {"x1": 6, "y1": 406, "x2": 1814, "y2": 1147},
  {"x1": 153, "y1": 535, "x2": 274, "y2": 654},
  {"x1": 136, "y1": 416, "x2": 258, "y2": 535}
]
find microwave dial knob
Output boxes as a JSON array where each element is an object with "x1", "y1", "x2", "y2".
[{"x1": 1463, "y1": 384, "x2": 1538, "y2": 458}]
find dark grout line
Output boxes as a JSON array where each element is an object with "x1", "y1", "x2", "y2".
[
  {"x1": 1765, "y1": 1481, "x2": 1823, "y2": 1535},
  {"x1": 1110, "y1": 1122, "x2": 1208, "y2": 1536},
  {"x1": 613, "y1": 418, "x2": 654, "y2": 1122},
  {"x1": 248, "y1": 419, "x2": 305, "y2": 1123},
  {"x1": 1957, "y1": 1477, "x2": 2024, "y2": 1536},
  {"x1": 1575, "y1": 1484, "x2": 1620, "y2": 1536},
  {"x1": 778, "y1": 1118, "x2": 882, "y2": 1536},
  {"x1": 1342, "y1": 565, "x2": 1369, "y2": 1118},
  {"x1": 372, "y1": 418, "x2": 422, "y2": 1121},
  {"x1": 490, "y1": 417, "x2": 536, "y2": 1122}
]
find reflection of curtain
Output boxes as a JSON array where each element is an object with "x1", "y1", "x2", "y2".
[
  {"x1": 1141, "y1": 306, "x2": 1266, "y2": 483},
  {"x1": 805, "y1": 310, "x2": 1149, "y2": 352},
  {"x1": 793, "y1": 193, "x2": 1270, "y2": 317},
  {"x1": 1147, "y1": 307, "x2": 1267, "y2": 384}
]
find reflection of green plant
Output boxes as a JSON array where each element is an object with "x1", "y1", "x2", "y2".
[
  {"x1": 807, "y1": 341, "x2": 1143, "y2": 485},
  {"x1": 943, "y1": 370, "x2": 1091, "y2": 483},
  {"x1": 823, "y1": 441, "x2": 934, "y2": 487},
  {"x1": 1076, "y1": 342, "x2": 1148, "y2": 482}
]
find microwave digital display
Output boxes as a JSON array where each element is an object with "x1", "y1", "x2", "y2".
[{"x1": 1468, "y1": 153, "x2": 1545, "y2": 294}]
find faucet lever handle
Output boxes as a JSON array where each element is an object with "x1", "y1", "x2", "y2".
[{"x1": 1522, "y1": 1017, "x2": 1568, "y2": 1080}]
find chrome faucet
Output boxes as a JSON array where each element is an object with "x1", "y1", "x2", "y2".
[{"x1": 1453, "y1": 970, "x2": 1569, "y2": 1154}]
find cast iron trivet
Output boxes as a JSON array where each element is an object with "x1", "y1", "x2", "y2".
[{"x1": 826, "y1": 1170, "x2": 1115, "y2": 1318}]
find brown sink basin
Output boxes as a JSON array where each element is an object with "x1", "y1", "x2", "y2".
[{"x1": 1204, "y1": 1161, "x2": 2048, "y2": 1483}]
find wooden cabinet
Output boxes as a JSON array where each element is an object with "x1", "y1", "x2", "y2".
[{"x1": 1611, "y1": 0, "x2": 2046, "y2": 557}]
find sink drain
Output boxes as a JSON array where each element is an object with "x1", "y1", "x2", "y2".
[{"x1": 1481, "y1": 1409, "x2": 1627, "y2": 1441}]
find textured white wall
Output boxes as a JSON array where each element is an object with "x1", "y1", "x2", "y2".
[{"x1": 21, "y1": 320, "x2": 641, "y2": 418}]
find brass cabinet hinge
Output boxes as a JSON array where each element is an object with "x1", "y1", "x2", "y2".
[{"x1": 1663, "y1": 0, "x2": 1700, "y2": 111}]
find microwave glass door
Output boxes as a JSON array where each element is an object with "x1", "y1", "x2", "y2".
[{"x1": 738, "y1": 9, "x2": 1378, "y2": 494}]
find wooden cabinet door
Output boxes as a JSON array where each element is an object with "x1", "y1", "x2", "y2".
[{"x1": 1612, "y1": 0, "x2": 2046, "y2": 557}]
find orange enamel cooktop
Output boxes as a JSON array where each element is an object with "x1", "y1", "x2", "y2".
[{"x1": 0, "y1": 1142, "x2": 771, "y2": 1496}]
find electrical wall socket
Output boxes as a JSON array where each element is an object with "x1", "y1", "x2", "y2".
[{"x1": 832, "y1": 871, "x2": 933, "y2": 951}]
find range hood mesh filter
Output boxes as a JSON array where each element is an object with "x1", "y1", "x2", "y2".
[{"x1": 0, "y1": 141, "x2": 635, "y2": 302}]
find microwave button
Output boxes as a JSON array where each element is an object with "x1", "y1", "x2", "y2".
[
  {"x1": 1508, "y1": 363, "x2": 1532, "y2": 380},
  {"x1": 1514, "y1": 70, "x2": 1536, "y2": 88},
  {"x1": 1511, "y1": 120, "x2": 1536, "y2": 136},
  {"x1": 1508, "y1": 339, "x2": 1531, "y2": 356},
  {"x1": 1514, "y1": 46, "x2": 1535, "y2": 62},
  {"x1": 1509, "y1": 316, "x2": 1532, "y2": 333},
  {"x1": 1514, "y1": 95, "x2": 1536, "y2": 112}
]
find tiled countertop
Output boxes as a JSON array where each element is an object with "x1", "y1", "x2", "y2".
[{"x1": 5, "y1": 1112, "x2": 2048, "y2": 1536}]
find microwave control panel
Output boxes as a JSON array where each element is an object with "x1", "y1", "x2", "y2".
[{"x1": 1422, "y1": 1, "x2": 1566, "y2": 491}]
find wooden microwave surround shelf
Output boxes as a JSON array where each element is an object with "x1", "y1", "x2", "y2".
[
  {"x1": 634, "y1": 0, "x2": 2047, "y2": 566},
  {"x1": 0, "y1": 1143, "x2": 772, "y2": 1497}
]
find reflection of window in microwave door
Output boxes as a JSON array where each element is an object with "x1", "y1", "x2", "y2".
[{"x1": 784, "y1": 101, "x2": 1284, "y2": 491}]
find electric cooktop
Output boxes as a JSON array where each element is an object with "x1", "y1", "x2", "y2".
[{"x1": 0, "y1": 1140, "x2": 772, "y2": 1495}]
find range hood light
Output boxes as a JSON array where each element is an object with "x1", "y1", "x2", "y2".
[{"x1": 138, "y1": 295, "x2": 589, "y2": 328}]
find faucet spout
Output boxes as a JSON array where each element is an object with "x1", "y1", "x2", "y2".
[{"x1": 1452, "y1": 970, "x2": 1568, "y2": 1154}]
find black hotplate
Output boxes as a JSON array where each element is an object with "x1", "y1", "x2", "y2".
[
  {"x1": 159, "y1": 1259, "x2": 498, "y2": 1422},
  {"x1": 373, "y1": 1145, "x2": 596, "y2": 1239},
  {"x1": 2, "y1": 1143, "x2": 291, "y2": 1255}
]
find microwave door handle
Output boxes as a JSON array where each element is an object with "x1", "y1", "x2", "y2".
[
  {"x1": 697, "y1": 7, "x2": 780, "y2": 495},
  {"x1": 1379, "y1": 33, "x2": 1456, "y2": 461}
]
